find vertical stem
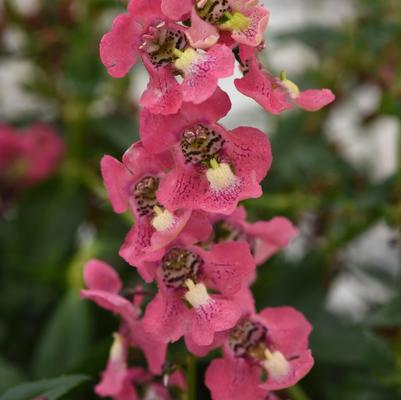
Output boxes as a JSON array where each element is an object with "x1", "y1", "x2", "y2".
[
  {"x1": 287, "y1": 384, "x2": 310, "y2": 400},
  {"x1": 186, "y1": 353, "x2": 197, "y2": 400}
]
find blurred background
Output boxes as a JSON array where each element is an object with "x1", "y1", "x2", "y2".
[{"x1": 0, "y1": 0, "x2": 400, "y2": 399}]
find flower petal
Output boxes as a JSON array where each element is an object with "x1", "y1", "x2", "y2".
[
  {"x1": 224, "y1": 125, "x2": 272, "y2": 182},
  {"x1": 189, "y1": 297, "x2": 240, "y2": 346},
  {"x1": 99, "y1": 14, "x2": 139, "y2": 78},
  {"x1": 205, "y1": 357, "x2": 265, "y2": 400},
  {"x1": 161, "y1": 0, "x2": 193, "y2": 20},
  {"x1": 129, "y1": 320, "x2": 167, "y2": 374},
  {"x1": 202, "y1": 241, "x2": 255, "y2": 296},
  {"x1": 180, "y1": 45, "x2": 235, "y2": 104},
  {"x1": 248, "y1": 217, "x2": 298, "y2": 265},
  {"x1": 186, "y1": 7, "x2": 220, "y2": 49},
  {"x1": 140, "y1": 61, "x2": 183, "y2": 115},
  {"x1": 80, "y1": 289, "x2": 136, "y2": 326},
  {"x1": 234, "y1": 47, "x2": 292, "y2": 114},
  {"x1": 230, "y1": 6, "x2": 269, "y2": 47},
  {"x1": 143, "y1": 290, "x2": 190, "y2": 343},
  {"x1": 83, "y1": 259, "x2": 122, "y2": 293},
  {"x1": 258, "y1": 306, "x2": 312, "y2": 356},
  {"x1": 101, "y1": 155, "x2": 133, "y2": 214},
  {"x1": 295, "y1": 89, "x2": 335, "y2": 111}
]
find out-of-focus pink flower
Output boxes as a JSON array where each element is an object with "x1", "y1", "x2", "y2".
[
  {"x1": 81, "y1": 259, "x2": 167, "y2": 374},
  {"x1": 0, "y1": 123, "x2": 64, "y2": 192},
  {"x1": 205, "y1": 307, "x2": 314, "y2": 399},
  {"x1": 95, "y1": 333, "x2": 139, "y2": 400},
  {"x1": 96, "y1": 339, "x2": 185, "y2": 400},
  {"x1": 235, "y1": 45, "x2": 335, "y2": 114},
  {"x1": 140, "y1": 88, "x2": 272, "y2": 215},
  {"x1": 143, "y1": 241, "x2": 255, "y2": 346},
  {"x1": 209, "y1": 206, "x2": 298, "y2": 265}
]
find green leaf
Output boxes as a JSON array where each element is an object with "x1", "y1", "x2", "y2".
[
  {"x1": 0, "y1": 375, "x2": 89, "y2": 400},
  {"x1": 0, "y1": 358, "x2": 24, "y2": 393},
  {"x1": 32, "y1": 292, "x2": 92, "y2": 378}
]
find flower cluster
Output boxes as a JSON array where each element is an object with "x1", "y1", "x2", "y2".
[
  {"x1": 0, "y1": 123, "x2": 64, "y2": 212},
  {"x1": 83, "y1": 0, "x2": 335, "y2": 398}
]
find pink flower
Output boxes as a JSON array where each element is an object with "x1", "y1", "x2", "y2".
[
  {"x1": 161, "y1": 0, "x2": 193, "y2": 20},
  {"x1": 100, "y1": 0, "x2": 234, "y2": 112},
  {"x1": 205, "y1": 307, "x2": 314, "y2": 399},
  {"x1": 0, "y1": 123, "x2": 64, "y2": 190},
  {"x1": 81, "y1": 259, "x2": 167, "y2": 374},
  {"x1": 209, "y1": 206, "x2": 298, "y2": 265},
  {"x1": 101, "y1": 142, "x2": 211, "y2": 281},
  {"x1": 140, "y1": 88, "x2": 272, "y2": 215},
  {"x1": 96, "y1": 340, "x2": 185, "y2": 400},
  {"x1": 95, "y1": 332, "x2": 139, "y2": 400},
  {"x1": 173, "y1": 44, "x2": 235, "y2": 104},
  {"x1": 235, "y1": 45, "x2": 335, "y2": 114},
  {"x1": 163, "y1": 0, "x2": 269, "y2": 49},
  {"x1": 143, "y1": 241, "x2": 255, "y2": 346}
]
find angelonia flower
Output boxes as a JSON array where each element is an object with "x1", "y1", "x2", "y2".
[
  {"x1": 0, "y1": 123, "x2": 64, "y2": 211},
  {"x1": 81, "y1": 260, "x2": 187, "y2": 399},
  {"x1": 89, "y1": 0, "x2": 336, "y2": 398}
]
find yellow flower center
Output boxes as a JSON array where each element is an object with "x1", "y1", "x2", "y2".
[
  {"x1": 173, "y1": 48, "x2": 199, "y2": 71},
  {"x1": 220, "y1": 11, "x2": 250, "y2": 32}
]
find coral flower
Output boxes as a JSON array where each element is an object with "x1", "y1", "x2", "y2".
[
  {"x1": 143, "y1": 241, "x2": 255, "y2": 346},
  {"x1": 162, "y1": 0, "x2": 269, "y2": 49},
  {"x1": 80, "y1": 259, "x2": 167, "y2": 374},
  {"x1": 140, "y1": 88, "x2": 272, "y2": 215},
  {"x1": 101, "y1": 141, "x2": 211, "y2": 281},
  {"x1": 205, "y1": 307, "x2": 314, "y2": 399},
  {"x1": 96, "y1": 335, "x2": 185, "y2": 400},
  {"x1": 235, "y1": 45, "x2": 335, "y2": 114},
  {"x1": 208, "y1": 206, "x2": 298, "y2": 265},
  {"x1": 100, "y1": 0, "x2": 234, "y2": 112}
]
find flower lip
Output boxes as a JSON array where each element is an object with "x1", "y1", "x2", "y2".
[{"x1": 162, "y1": 247, "x2": 203, "y2": 289}]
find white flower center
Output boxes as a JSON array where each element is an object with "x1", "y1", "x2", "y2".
[
  {"x1": 151, "y1": 206, "x2": 175, "y2": 232},
  {"x1": 262, "y1": 349, "x2": 290, "y2": 379},
  {"x1": 110, "y1": 333, "x2": 124, "y2": 362},
  {"x1": 184, "y1": 279, "x2": 211, "y2": 308},
  {"x1": 206, "y1": 159, "x2": 237, "y2": 191}
]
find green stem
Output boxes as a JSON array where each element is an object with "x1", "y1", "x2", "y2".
[
  {"x1": 287, "y1": 384, "x2": 310, "y2": 400},
  {"x1": 186, "y1": 354, "x2": 197, "y2": 400}
]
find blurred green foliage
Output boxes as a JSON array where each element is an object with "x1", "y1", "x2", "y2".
[{"x1": 0, "y1": 0, "x2": 400, "y2": 399}]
